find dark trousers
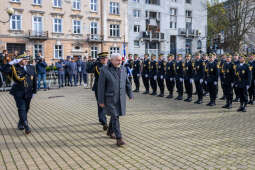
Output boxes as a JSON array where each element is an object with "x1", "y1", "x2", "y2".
[
  {"x1": 176, "y1": 78, "x2": 183, "y2": 96},
  {"x1": 14, "y1": 95, "x2": 31, "y2": 127},
  {"x1": 184, "y1": 79, "x2": 193, "y2": 98},
  {"x1": 142, "y1": 75, "x2": 150, "y2": 92},
  {"x1": 195, "y1": 80, "x2": 203, "y2": 100},
  {"x1": 238, "y1": 87, "x2": 248, "y2": 105},
  {"x1": 208, "y1": 81, "x2": 218, "y2": 101},
  {"x1": 108, "y1": 115, "x2": 122, "y2": 139},
  {"x1": 150, "y1": 76, "x2": 157, "y2": 93},
  {"x1": 133, "y1": 75, "x2": 140, "y2": 90},
  {"x1": 220, "y1": 78, "x2": 226, "y2": 97},
  {"x1": 157, "y1": 76, "x2": 165, "y2": 94},
  {"x1": 58, "y1": 73, "x2": 64, "y2": 87},
  {"x1": 248, "y1": 79, "x2": 255, "y2": 100},
  {"x1": 83, "y1": 73, "x2": 87, "y2": 84},
  {"x1": 65, "y1": 72, "x2": 70, "y2": 86},
  {"x1": 223, "y1": 83, "x2": 233, "y2": 101},
  {"x1": 77, "y1": 72, "x2": 83, "y2": 85},
  {"x1": 95, "y1": 91, "x2": 107, "y2": 125},
  {"x1": 234, "y1": 84, "x2": 240, "y2": 99},
  {"x1": 165, "y1": 77, "x2": 175, "y2": 94}
]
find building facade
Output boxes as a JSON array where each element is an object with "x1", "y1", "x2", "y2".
[
  {"x1": 0, "y1": 0, "x2": 128, "y2": 63},
  {"x1": 128, "y1": 0, "x2": 207, "y2": 57}
]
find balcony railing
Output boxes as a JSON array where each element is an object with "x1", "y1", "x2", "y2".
[
  {"x1": 142, "y1": 32, "x2": 164, "y2": 41},
  {"x1": 26, "y1": 30, "x2": 48, "y2": 40},
  {"x1": 178, "y1": 28, "x2": 199, "y2": 38},
  {"x1": 87, "y1": 34, "x2": 103, "y2": 42}
]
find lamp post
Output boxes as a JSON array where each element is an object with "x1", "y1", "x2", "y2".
[{"x1": 0, "y1": 7, "x2": 14, "y2": 23}]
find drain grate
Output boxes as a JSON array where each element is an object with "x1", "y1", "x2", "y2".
[{"x1": 48, "y1": 95, "x2": 65, "y2": 99}]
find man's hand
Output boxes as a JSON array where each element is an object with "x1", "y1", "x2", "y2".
[
  {"x1": 99, "y1": 103, "x2": 105, "y2": 108},
  {"x1": 129, "y1": 98, "x2": 134, "y2": 101}
]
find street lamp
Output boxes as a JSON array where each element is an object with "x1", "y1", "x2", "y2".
[{"x1": 0, "y1": 7, "x2": 14, "y2": 23}]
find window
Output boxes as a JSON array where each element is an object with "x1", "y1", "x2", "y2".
[
  {"x1": 134, "y1": 40, "x2": 140, "y2": 48},
  {"x1": 10, "y1": 15, "x2": 22, "y2": 30},
  {"x1": 134, "y1": 25, "x2": 140, "y2": 32},
  {"x1": 145, "y1": 0, "x2": 160, "y2": 5},
  {"x1": 186, "y1": 0, "x2": 191, "y2": 4},
  {"x1": 32, "y1": 16, "x2": 43, "y2": 34},
  {"x1": 34, "y1": 44, "x2": 43, "y2": 57},
  {"x1": 186, "y1": 10, "x2": 192, "y2": 18},
  {"x1": 170, "y1": 19, "x2": 177, "y2": 29},
  {"x1": 72, "y1": 0, "x2": 80, "y2": 10},
  {"x1": 133, "y1": 10, "x2": 141, "y2": 18},
  {"x1": 91, "y1": 46, "x2": 98, "y2": 59},
  {"x1": 11, "y1": 0, "x2": 20, "y2": 2},
  {"x1": 110, "y1": 2, "x2": 119, "y2": 15},
  {"x1": 53, "y1": 18, "x2": 62, "y2": 33},
  {"x1": 110, "y1": 47, "x2": 120, "y2": 54},
  {"x1": 197, "y1": 40, "x2": 202, "y2": 49},
  {"x1": 133, "y1": 0, "x2": 139, "y2": 2},
  {"x1": 90, "y1": 0, "x2": 97, "y2": 12},
  {"x1": 90, "y1": 22, "x2": 98, "y2": 35},
  {"x1": 170, "y1": 8, "x2": 177, "y2": 16},
  {"x1": 171, "y1": 0, "x2": 177, "y2": 2},
  {"x1": 33, "y1": 0, "x2": 41, "y2": 5},
  {"x1": 72, "y1": 20, "x2": 81, "y2": 34},
  {"x1": 53, "y1": 0, "x2": 61, "y2": 8},
  {"x1": 109, "y1": 24, "x2": 120, "y2": 37},
  {"x1": 54, "y1": 45, "x2": 63, "y2": 59}
]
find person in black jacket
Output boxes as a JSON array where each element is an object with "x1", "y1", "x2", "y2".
[
  {"x1": 205, "y1": 54, "x2": 219, "y2": 106},
  {"x1": 236, "y1": 55, "x2": 252, "y2": 112},
  {"x1": 248, "y1": 55, "x2": 255, "y2": 105},
  {"x1": 141, "y1": 54, "x2": 150, "y2": 94},
  {"x1": 184, "y1": 54, "x2": 194, "y2": 102},
  {"x1": 175, "y1": 54, "x2": 184, "y2": 100},
  {"x1": 157, "y1": 54, "x2": 166, "y2": 97},
  {"x1": 149, "y1": 54, "x2": 158, "y2": 96},
  {"x1": 233, "y1": 53, "x2": 240, "y2": 102},
  {"x1": 2, "y1": 55, "x2": 37, "y2": 134},
  {"x1": 219, "y1": 54, "x2": 227, "y2": 100},
  {"x1": 35, "y1": 53, "x2": 47, "y2": 90},
  {"x1": 193, "y1": 53, "x2": 205, "y2": 104},
  {"x1": 132, "y1": 54, "x2": 141, "y2": 92},
  {"x1": 165, "y1": 54, "x2": 176, "y2": 98}
]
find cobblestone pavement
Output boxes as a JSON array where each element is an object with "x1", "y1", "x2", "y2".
[{"x1": 0, "y1": 86, "x2": 255, "y2": 170}]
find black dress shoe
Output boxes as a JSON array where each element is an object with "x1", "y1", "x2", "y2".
[
  {"x1": 184, "y1": 98, "x2": 192, "y2": 102},
  {"x1": 194, "y1": 100, "x2": 199, "y2": 104},
  {"x1": 242, "y1": 108, "x2": 247, "y2": 112},
  {"x1": 157, "y1": 94, "x2": 164, "y2": 97},
  {"x1": 206, "y1": 102, "x2": 212, "y2": 106},
  {"x1": 226, "y1": 104, "x2": 232, "y2": 109},
  {"x1": 151, "y1": 92, "x2": 157, "y2": 96},
  {"x1": 222, "y1": 104, "x2": 228, "y2": 108},
  {"x1": 17, "y1": 122, "x2": 24, "y2": 130},
  {"x1": 197, "y1": 100, "x2": 203, "y2": 104},
  {"x1": 116, "y1": 139, "x2": 126, "y2": 146},
  {"x1": 233, "y1": 98, "x2": 240, "y2": 102},
  {"x1": 103, "y1": 124, "x2": 108, "y2": 131},
  {"x1": 209, "y1": 102, "x2": 216, "y2": 106},
  {"x1": 166, "y1": 94, "x2": 173, "y2": 98},
  {"x1": 237, "y1": 107, "x2": 243, "y2": 112},
  {"x1": 175, "y1": 96, "x2": 183, "y2": 100}
]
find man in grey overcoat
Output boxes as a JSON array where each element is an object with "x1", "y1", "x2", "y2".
[{"x1": 98, "y1": 53, "x2": 133, "y2": 146}]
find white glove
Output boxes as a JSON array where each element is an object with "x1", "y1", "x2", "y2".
[
  {"x1": 154, "y1": 75, "x2": 157, "y2": 80},
  {"x1": 190, "y1": 78, "x2": 194, "y2": 84},
  {"x1": 137, "y1": 74, "x2": 140, "y2": 77},
  {"x1": 9, "y1": 59, "x2": 23, "y2": 65},
  {"x1": 205, "y1": 81, "x2": 207, "y2": 85},
  {"x1": 214, "y1": 81, "x2": 217, "y2": 85},
  {"x1": 180, "y1": 78, "x2": 183, "y2": 82},
  {"x1": 160, "y1": 75, "x2": 164, "y2": 79},
  {"x1": 246, "y1": 85, "x2": 249, "y2": 90},
  {"x1": 200, "y1": 79, "x2": 203, "y2": 84},
  {"x1": 235, "y1": 84, "x2": 238, "y2": 87},
  {"x1": 170, "y1": 78, "x2": 173, "y2": 81},
  {"x1": 231, "y1": 83, "x2": 234, "y2": 87},
  {"x1": 145, "y1": 74, "x2": 148, "y2": 78}
]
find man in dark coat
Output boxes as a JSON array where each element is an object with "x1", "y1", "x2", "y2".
[
  {"x1": 64, "y1": 56, "x2": 71, "y2": 86},
  {"x1": 132, "y1": 54, "x2": 141, "y2": 92},
  {"x1": 70, "y1": 58, "x2": 78, "y2": 86},
  {"x1": 2, "y1": 55, "x2": 37, "y2": 134},
  {"x1": 184, "y1": 54, "x2": 194, "y2": 102},
  {"x1": 92, "y1": 52, "x2": 109, "y2": 130},
  {"x1": 98, "y1": 53, "x2": 133, "y2": 147},
  {"x1": 141, "y1": 54, "x2": 150, "y2": 94},
  {"x1": 76, "y1": 56, "x2": 83, "y2": 86},
  {"x1": 175, "y1": 54, "x2": 184, "y2": 100},
  {"x1": 56, "y1": 59, "x2": 65, "y2": 88},
  {"x1": 165, "y1": 54, "x2": 176, "y2": 98},
  {"x1": 248, "y1": 54, "x2": 255, "y2": 105}
]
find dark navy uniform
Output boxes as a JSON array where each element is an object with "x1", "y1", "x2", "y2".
[
  {"x1": 221, "y1": 62, "x2": 235, "y2": 108},
  {"x1": 149, "y1": 59, "x2": 158, "y2": 95},
  {"x1": 141, "y1": 58, "x2": 150, "y2": 94},
  {"x1": 175, "y1": 61, "x2": 184, "y2": 100},
  {"x1": 133, "y1": 59, "x2": 141, "y2": 92},
  {"x1": 92, "y1": 58, "x2": 107, "y2": 127},
  {"x1": 194, "y1": 59, "x2": 205, "y2": 104},
  {"x1": 236, "y1": 62, "x2": 252, "y2": 112},
  {"x1": 2, "y1": 61, "x2": 37, "y2": 134},
  {"x1": 125, "y1": 59, "x2": 134, "y2": 84},
  {"x1": 157, "y1": 59, "x2": 166, "y2": 97},
  {"x1": 205, "y1": 61, "x2": 219, "y2": 106},
  {"x1": 248, "y1": 60, "x2": 255, "y2": 104},
  {"x1": 184, "y1": 60, "x2": 194, "y2": 101},
  {"x1": 233, "y1": 60, "x2": 240, "y2": 102},
  {"x1": 165, "y1": 60, "x2": 176, "y2": 98},
  {"x1": 202, "y1": 59, "x2": 209, "y2": 96},
  {"x1": 219, "y1": 59, "x2": 226, "y2": 99}
]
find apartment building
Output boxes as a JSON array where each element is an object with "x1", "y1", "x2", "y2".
[
  {"x1": 0, "y1": 0, "x2": 128, "y2": 63},
  {"x1": 128, "y1": 0, "x2": 207, "y2": 57}
]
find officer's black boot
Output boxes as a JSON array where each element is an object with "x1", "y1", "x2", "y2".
[
  {"x1": 222, "y1": 99, "x2": 229, "y2": 108},
  {"x1": 17, "y1": 120, "x2": 24, "y2": 130},
  {"x1": 166, "y1": 92, "x2": 173, "y2": 98},
  {"x1": 227, "y1": 100, "x2": 232, "y2": 109},
  {"x1": 151, "y1": 91, "x2": 157, "y2": 96},
  {"x1": 24, "y1": 121, "x2": 31, "y2": 134},
  {"x1": 175, "y1": 94, "x2": 183, "y2": 100},
  {"x1": 219, "y1": 95, "x2": 226, "y2": 100},
  {"x1": 242, "y1": 103, "x2": 247, "y2": 112},
  {"x1": 237, "y1": 103, "x2": 243, "y2": 112},
  {"x1": 233, "y1": 97, "x2": 240, "y2": 102},
  {"x1": 210, "y1": 100, "x2": 216, "y2": 106},
  {"x1": 206, "y1": 100, "x2": 212, "y2": 106},
  {"x1": 197, "y1": 98, "x2": 203, "y2": 104}
]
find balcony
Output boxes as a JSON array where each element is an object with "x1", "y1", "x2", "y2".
[
  {"x1": 26, "y1": 30, "x2": 48, "y2": 40},
  {"x1": 87, "y1": 34, "x2": 103, "y2": 42},
  {"x1": 142, "y1": 32, "x2": 164, "y2": 41},
  {"x1": 178, "y1": 28, "x2": 199, "y2": 38}
]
